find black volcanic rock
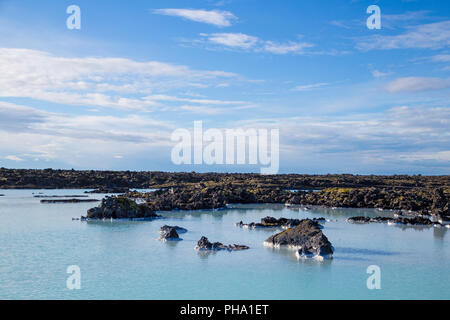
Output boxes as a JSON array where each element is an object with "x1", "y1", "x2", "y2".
[
  {"x1": 237, "y1": 216, "x2": 325, "y2": 229},
  {"x1": 265, "y1": 219, "x2": 334, "y2": 259},
  {"x1": 195, "y1": 236, "x2": 249, "y2": 251},
  {"x1": 159, "y1": 227, "x2": 181, "y2": 241},
  {"x1": 85, "y1": 196, "x2": 160, "y2": 220},
  {"x1": 347, "y1": 215, "x2": 433, "y2": 225},
  {"x1": 34, "y1": 195, "x2": 88, "y2": 198},
  {"x1": 41, "y1": 199, "x2": 99, "y2": 203},
  {"x1": 159, "y1": 225, "x2": 188, "y2": 234},
  {"x1": 85, "y1": 187, "x2": 130, "y2": 194}
]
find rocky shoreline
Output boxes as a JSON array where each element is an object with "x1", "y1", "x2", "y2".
[
  {"x1": 123, "y1": 184, "x2": 449, "y2": 220},
  {"x1": 236, "y1": 216, "x2": 326, "y2": 229},
  {"x1": 1, "y1": 168, "x2": 448, "y2": 218},
  {"x1": 82, "y1": 197, "x2": 160, "y2": 220}
]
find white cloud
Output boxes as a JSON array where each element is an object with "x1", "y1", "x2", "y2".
[
  {"x1": 3, "y1": 155, "x2": 23, "y2": 161},
  {"x1": 371, "y1": 70, "x2": 391, "y2": 78},
  {"x1": 0, "y1": 102, "x2": 175, "y2": 165},
  {"x1": 153, "y1": 9, "x2": 237, "y2": 27},
  {"x1": 178, "y1": 105, "x2": 224, "y2": 115},
  {"x1": 357, "y1": 20, "x2": 450, "y2": 51},
  {"x1": 207, "y1": 33, "x2": 258, "y2": 48},
  {"x1": 0, "y1": 48, "x2": 239, "y2": 111},
  {"x1": 200, "y1": 33, "x2": 315, "y2": 54},
  {"x1": 143, "y1": 94, "x2": 247, "y2": 105},
  {"x1": 385, "y1": 77, "x2": 450, "y2": 93},
  {"x1": 431, "y1": 54, "x2": 450, "y2": 62},
  {"x1": 1, "y1": 101, "x2": 448, "y2": 172},
  {"x1": 263, "y1": 41, "x2": 314, "y2": 54},
  {"x1": 331, "y1": 10, "x2": 434, "y2": 30},
  {"x1": 293, "y1": 83, "x2": 329, "y2": 91},
  {"x1": 233, "y1": 106, "x2": 450, "y2": 168}
]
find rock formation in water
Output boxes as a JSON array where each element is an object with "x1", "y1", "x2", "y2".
[
  {"x1": 84, "y1": 196, "x2": 160, "y2": 220},
  {"x1": 159, "y1": 227, "x2": 181, "y2": 241},
  {"x1": 195, "y1": 236, "x2": 249, "y2": 251},
  {"x1": 159, "y1": 225, "x2": 188, "y2": 234},
  {"x1": 264, "y1": 219, "x2": 334, "y2": 260},
  {"x1": 236, "y1": 216, "x2": 325, "y2": 229}
]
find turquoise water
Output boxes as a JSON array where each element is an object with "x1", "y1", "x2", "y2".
[{"x1": 0, "y1": 189, "x2": 449, "y2": 300}]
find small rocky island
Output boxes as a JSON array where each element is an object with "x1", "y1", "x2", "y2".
[
  {"x1": 236, "y1": 216, "x2": 325, "y2": 229},
  {"x1": 264, "y1": 219, "x2": 334, "y2": 260},
  {"x1": 82, "y1": 196, "x2": 160, "y2": 220},
  {"x1": 195, "y1": 236, "x2": 249, "y2": 251},
  {"x1": 160, "y1": 225, "x2": 188, "y2": 234},
  {"x1": 159, "y1": 226, "x2": 182, "y2": 241},
  {"x1": 347, "y1": 213, "x2": 446, "y2": 226}
]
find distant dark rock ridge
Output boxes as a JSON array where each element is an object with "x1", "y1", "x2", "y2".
[
  {"x1": 236, "y1": 216, "x2": 325, "y2": 229},
  {"x1": 34, "y1": 195, "x2": 88, "y2": 198},
  {"x1": 85, "y1": 187, "x2": 130, "y2": 194},
  {"x1": 41, "y1": 199, "x2": 99, "y2": 203},
  {"x1": 195, "y1": 236, "x2": 249, "y2": 251},
  {"x1": 1, "y1": 168, "x2": 448, "y2": 191},
  {"x1": 84, "y1": 196, "x2": 160, "y2": 220},
  {"x1": 125, "y1": 184, "x2": 450, "y2": 218},
  {"x1": 264, "y1": 219, "x2": 334, "y2": 260},
  {"x1": 347, "y1": 215, "x2": 435, "y2": 226}
]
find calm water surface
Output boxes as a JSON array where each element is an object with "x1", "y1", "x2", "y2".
[{"x1": 0, "y1": 189, "x2": 449, "y2": 299}]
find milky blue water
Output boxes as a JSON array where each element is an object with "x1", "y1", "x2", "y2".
[{"x1": 0, "y1": 189, "x2": 449, "y2": 300}]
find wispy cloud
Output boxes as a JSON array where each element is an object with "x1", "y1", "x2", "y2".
[
  {"x1": 431, "y1": 54, "x2": 450, "y2": 62},
  {"x1": 385, "y1": 77, "x2": 450, "y2": 93},
  {"x1": 206, "y1": 33, "x2": 258, "y2": 48},
  {"x1": 144, "y1": 94, "x2": 247, "y2": 106},
  {"x1": 0, "y1": 48, "x2": 239, "y2": 111},
  {"x1": 153, "y1": 8, "x2": 237, "y2": 27},
  {"x1": 331, "y1": 10, "x2": 434, "y2": 30},
  {"x1": 263, "y1": 41, "x2": 314, "y2": 54},
  {"x1": 0, "y1": 102, "x2": 174, "y2": 165},
  {"x1": 293, "y1": 82, "x2": 330, "y2": 91},
  {"x1": 357, "y1": 20, "x2": 450, "y2": 51},
  {"x1": 371, "y1": 70, "x2": 391, "y2": 78},
  {"x1": 3, "y1": 155, "x2": 23, "y2": 162},
  {"x1": 199, "y1": 33, "x2": 315, "y2": 55},
  {"x1": 233, "y1": 106, "x2": 450, "y2": 171}
]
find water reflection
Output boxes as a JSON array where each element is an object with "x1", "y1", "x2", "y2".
[
  {"x1": 264, "y1": 244, "x2": 333, "y2": 266},
  {"x1": 337, "y1": 247, "x2": 400, "y2": 256},
  {"x1": 433, "y1": 225, "x2": 448, "y2": 239}
]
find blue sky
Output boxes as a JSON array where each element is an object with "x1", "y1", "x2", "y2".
[{"x1": 0, "y1": 0, "x2": 449, "y2": 174}]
